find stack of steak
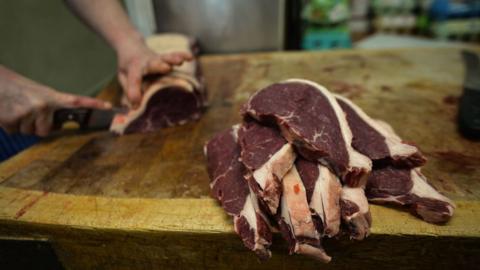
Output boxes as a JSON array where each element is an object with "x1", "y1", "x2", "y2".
[{"x1": 204, "y1": 79, "x2": 454, "y2": 262}]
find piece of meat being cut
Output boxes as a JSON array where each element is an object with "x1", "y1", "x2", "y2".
[
  {"x1": 238, "y1": 121, "x2": 296, "y2": 215},
  {"x1": 110, "y1": 33, "x2": 206, "y2": 134},
  {"x1": 335, "y1": 95, "x2": 426, "y2": 168},
  {"x1": 366, "y1": 166, "x2": 455, "y2": 224},
  {"x1": 296, "y1": 158, "x2": 342, "y2": 238},
  {"x1": 204, "y1": 125, "x2": 272, "y2": 259},
  {"x1": 278, "y1": 165, "x2": 331, "y2": 262},
  {"x1": 242, "y1": 79, "x2": 372, "y2": 187},
  {"x1": 340, "y1": 186, "x2": 372, "y2": 240}
]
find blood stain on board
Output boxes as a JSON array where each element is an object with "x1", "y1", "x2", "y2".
[{"x1": 443, "y1": 95, "x2": 459, "y2": 105}]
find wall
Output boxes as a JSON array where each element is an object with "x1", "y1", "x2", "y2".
[{"x1": 0, "y1": 0, "x2": 116, "y2": 96}]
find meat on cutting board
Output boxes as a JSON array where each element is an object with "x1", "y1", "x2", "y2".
[
  {"x1": 242, "y1": 79, "x2": 372, "y2": 187},
  {"x1": 335, "y1": 95, "x2": 426, "y2": 168},
  {"x1": 296, "y1": 158, "x2": 342, "y2": 238},
  {"x1": 110, "y1": 34, "x2": 206, "y2": 134},
  {"x1": 340, "y1": 186, "x2": 372, "y2": 240},
  {"x1": 278, "y1": 165, "x2": 331, "y2": 262},
  {"x1": 366, "y1": 166, "x2": 455, "y2": 224},
  {"x1": 204, "y1": 125, "x2": 272, "y2": 259},
  {"x1": 364, "y1": 119, "x2": 455, "y2": 223},
  {"x1": 238, "y1": 121, "x2": 296, "y2": 215}
]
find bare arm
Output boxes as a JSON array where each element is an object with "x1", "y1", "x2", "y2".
[
  {"x1": 65, "y1": 0, "x2": 192, "y2": 108},
  {"x1": 0, "y1": 65, "x2": 110, "y2": 136},
  {"x1": 64, "y1": 0, "x2": 142, "y2": 55}
]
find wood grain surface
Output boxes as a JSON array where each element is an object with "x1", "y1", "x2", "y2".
[{"x1": 0, "y1": 47, "x2": 479, "y2": 269}]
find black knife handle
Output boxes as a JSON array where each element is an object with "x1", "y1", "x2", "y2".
[
  {"x1": 459, "y1": 50, "x2": 480, "y2": 140},
  {"x1": 459, "y1": 91, "x2": 480, "y2": 140},
  {"x1": 53, "y1": 108, "x2": 91, "y2": 130}
]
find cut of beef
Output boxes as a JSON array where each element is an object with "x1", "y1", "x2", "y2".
[
  {"x1": 204, "y1": 125, "x2": 272, "y2": 259},
  {"x1": 278, "y1": 165, "x2": 331, "y2": 262},
  {"x1": 238, "y1": 121, "x2": 296, "y2": 215},
  {"x1": 110, "y1": 34, "x2": 206, "y2": 134},
  {"x1": 296, "y1": 158, "x2": 342, "y2": 238},
  {"x1": 340, "y1": 187, "x2": 372, "y2": 240},
  {"x1": 364, "y1": 119, "x2": 455, "y2": 224},
  {"x1": 242, "y1": 79, "x2": 372, "y2": 187},
  {"x1": 335, "y1": 95, "x2": 426, "y2": 168},
  {"x1": 366, "y1": 166, "x2": 455, "y2": 224}
]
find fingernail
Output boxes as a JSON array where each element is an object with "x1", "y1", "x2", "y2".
[{"x1": 104, "y1": 102, "x2": 112, "y2": 109}]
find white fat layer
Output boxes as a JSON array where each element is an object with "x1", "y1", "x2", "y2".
[
  {"x1": 371, "y1": 116, "x2": 420, "y2": 158},
  {"x1": 369, "y1": 169, "x2": 454, "y2": 215},
  {"x1": 146, "y1": 33, "x2": 191, "y2": 52},
  {"x1": 284, "y1": 79, "x2": 372, "y2": 175},
  {"x1": 282, "y1": 166, "x2": 319, "y2": 239},
  {"x1": 239, "y1": 191, "x2": 258, "y2": 233},
  {"x1": 203, "y1": 144, "x2": 208, "y2": 158},
  {"x1": 110, "y1": 77, "x2": 194, "y2": 134},
  {"x1": 309, "y1": 175, "x2": 325, "y2": 223},
  {"x1": 410, "y1": 169, "x2": 455, "y2": 209},
  {"x1": 238, "y1": 186, "x2": 271, "y2": 252},
  {"x1": 341, "y1": 186, "x2": 369, "y2": 215},
  {"x1": 253, "y1": 144, "x2": 295, "y2": 189},
  {"x1": 231, "y1": 124, "x2": 240, "y2": 141},
  {"x1": 318, "y1": 165, "x2": 342, "y2": 235},
  {"x1": 295, "y1": 243, "x2": 331, "y2": 263},
  {"x1": 368, "y1": 196, "x2": 405, "y2": 205},
  {"x1": 146, "y1": 34, "x2": 201, "y2": 88}
]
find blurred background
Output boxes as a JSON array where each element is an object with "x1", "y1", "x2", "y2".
[{"x1": 1, "y1": 0, "x2": 479, "y2": 97}]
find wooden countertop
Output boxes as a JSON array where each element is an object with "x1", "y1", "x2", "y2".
[{"x1": 1, "y1": 47, "x2": 479, "y2": 269}]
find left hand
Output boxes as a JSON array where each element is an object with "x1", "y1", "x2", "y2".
[{"x1": 116, "y1": 40, "x2": 193, "y2": 108}]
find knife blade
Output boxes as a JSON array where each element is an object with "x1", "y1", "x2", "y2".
[
  {"x1": 53, "y1": 107, "x2": 126, "y2": 130},
  {"x1": 459, "y1": 50, "x2": 480, "y2": 140}
]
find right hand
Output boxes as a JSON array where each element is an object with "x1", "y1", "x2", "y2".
[
  {"x1": 116, "y1": 39, "x2": 192, "y2": 108},
  {"x1": 0, "y1": 65, "x2": 111, "y2": 137}
]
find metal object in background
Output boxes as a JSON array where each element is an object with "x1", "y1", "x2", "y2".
[
  {"x1": 459, "y1": 50, "x2": 480, "y2": 140},
  {"x1": 152, "y1": 0, "x2": 286, "y2": 53}
]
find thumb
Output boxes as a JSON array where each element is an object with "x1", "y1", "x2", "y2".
[{"x1": 54, "y1": 92, "x2": 112, "y2": 110}]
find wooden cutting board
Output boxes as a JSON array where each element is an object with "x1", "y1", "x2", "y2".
[{"x1": 1, "y1": 47, "x2": 479, "y2": 269}]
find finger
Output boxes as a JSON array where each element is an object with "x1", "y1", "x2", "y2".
[
  {"x1": 162, "y1": 52, "x2": 193, "y2": 65},
  {"x1": 171, "y1": 51, "x2": 194, "y2": 61},
  {"x1": 34, "y1": 108, "x2": 53, "y2": 137},
  {"x1": 126, "y1": 65, "x2": 143, "y2": 108},
  {"x1": 146, "y1": 58, "x2": 172, "y2": 74},
  {"x1": 19, "y1": 113, "x2": 35, "y2": 135},
  {"x1": 55, "y1": 92, "x2": 112, "y2": 110},
  {"x1": 118, "y1": 72, "x2": 128, "y2": 92},
  {"x1": 159, "y1": 54, "x2": 184, "y2": 66}
]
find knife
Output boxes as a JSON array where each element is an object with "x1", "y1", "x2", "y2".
[
  {"x1": 459, "y1": 50, "x2": 480, "y2": 140},
  {"x1": 53, "y1": 107, "x2": 126, "y2": 130}
]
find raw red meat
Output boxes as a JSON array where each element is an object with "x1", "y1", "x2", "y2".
[
  {"x1": 111, "y1": 34, "x2": 205, "y2": 134},
  {"x1": 238, "y1": 121, "x2": 296, "y2": 215},
  {"x1": 204, "y1": 125, "x2": 272, "y2": 259},
  {"x1": 340, "y1": 186, "x2": 372, "y2": 240},
  {"x1": 366, "y1": 166, "x2": 454, "y2": 224},
  {"x1": 296, "y1": 158, "x2": 342, "y2": 238},
  {"x1": 242, "y1": 79, "x2": 372, "y2": 187},
  {"x1": 277, "y1": 165, "x2": 331, "y2": 262},
  {"x1": 205, "y1": 79, "x2": 455, "y2": 263},
  {"x1": 336, "y1": 95, "x2": 426, "y2": 168}
]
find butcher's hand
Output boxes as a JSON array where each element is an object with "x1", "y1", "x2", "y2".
[
  {"x1": 0, "y1": 65, "x2": 111, "y2": 137},
  {"x1": 116, "y1": 39, "x2": 193, "y2": 108}
]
